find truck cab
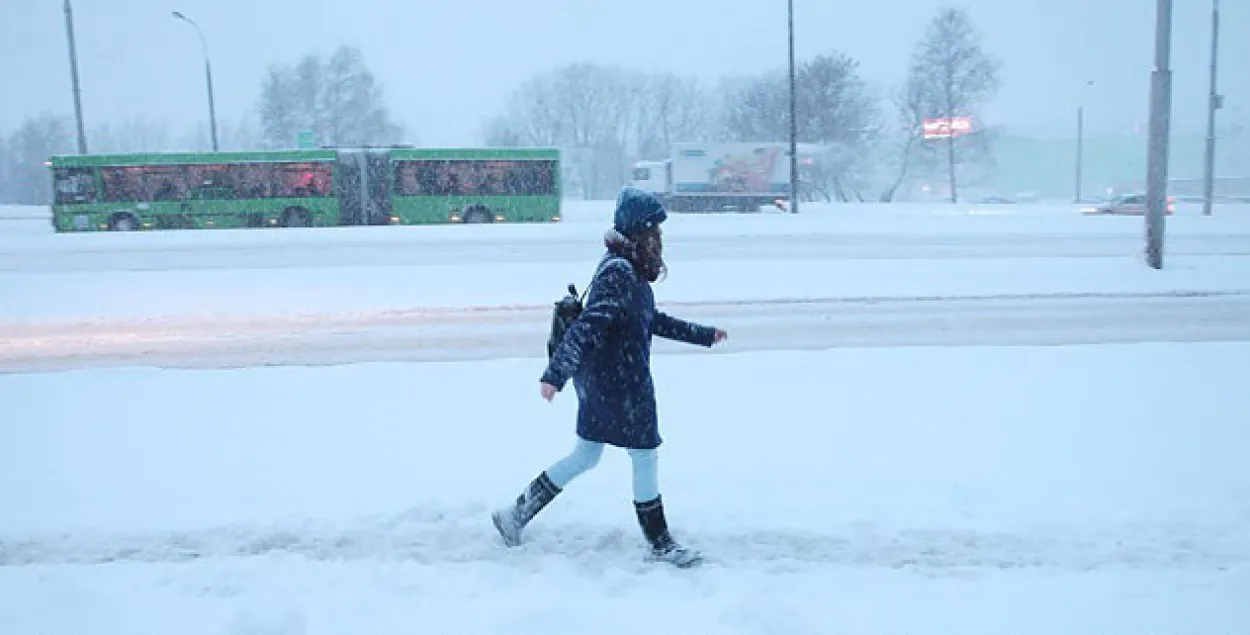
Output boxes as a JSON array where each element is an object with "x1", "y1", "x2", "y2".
[{"x1": 630, "y1": 160, "x2": 671, "y2": 196}]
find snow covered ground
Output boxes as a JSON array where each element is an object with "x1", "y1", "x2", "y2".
[
  {"x1": 3, "y1": 346, "x2": 1249, "y2": 634},
  {"x1": 2, "y1": 201, "x2": 1249, "y2": 633}
]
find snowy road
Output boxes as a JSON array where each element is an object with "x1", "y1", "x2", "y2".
[
  {"x1": 4, "y1": 291, "x2": 1250, "y2": 372},
  {"x1": 6, "y1": 222, "x2": 1250, "y2": 274},
  {"x1": 7, "y1": 230, "x2": 1250, "y2": 272},
  {"x1": 4, "y1": 202, "x2": 1250, "y2": 274}
]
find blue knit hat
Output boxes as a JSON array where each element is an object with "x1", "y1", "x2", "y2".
[{"x1": 613, "y1": 187, "x2": 667, "y2": 237}]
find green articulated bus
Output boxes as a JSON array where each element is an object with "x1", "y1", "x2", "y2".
[{"x1": 47, "y1": 147, "x2": 562, "y2": 232}]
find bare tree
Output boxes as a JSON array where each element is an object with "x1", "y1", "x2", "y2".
[
  {"x1": 493, "y1": 72, "x2": 566, "y2": 146},
  {"x1": 878, "y1": 81, "x2": 928, "y2": 202},
  {"x1": 908, "y1": 6, "x2": 1000, "y2": 202},
  {"x1": 720, "y1": 52, "x2": 879, "y2": 201},
  {"x1": 1, "y1": 113, "x2": 74, "y2": 205},
  {"x1": 90, "y1": 116, "x2": 172, "y2": 154},
  {"x1": 218, "y1": 117, "x2": 261, "y2": 151},
  {"x1": 481, "y1": 115, "x2": 526, "y2": 147},
  {"x1": 258, "y1": 45, "x2": 405, "y2": 149},
  {"x1": 797, "y1": 53, "x2": 879, "y2": 201},
  {"x1": 486, "y1": 63, "x2": 636, "y2": 198},
  {"x1": 293, "y1": 54, "x2": 324, "y2": 137},
  {"x1": 634, "y1": 73, "x2": 714, "y2": 158},
  {"x1": 553, "y1": 63, "x2": 632, "y2": 197},
  {"x1": 321, "y1": 46, "x2": 404, "y2": 146},
  {"x1": 259, "y1": 65, "x2": 300, "y2": 148},
  {"x1": 486, "y1": 65, "x2": 715, "y2": 197},
  {"x1": 721, "y1": 72, "x2": 789, "y2": 142}
]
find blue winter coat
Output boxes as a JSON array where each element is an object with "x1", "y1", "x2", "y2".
[{"x1": 540, "y1": 253, "x2": 717, "y2": 449}]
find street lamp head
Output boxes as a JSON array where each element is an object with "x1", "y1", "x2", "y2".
[{"x1": 171, "y1": 11, "x2": 187, "y2": 20}]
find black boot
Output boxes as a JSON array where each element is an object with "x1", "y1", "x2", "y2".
[
  {"x1": 492, "y1": 472, "x2": 561, "y2": 547},
  {"x1": 634, "y1": 495, "x2": 702, "y2": 568}
]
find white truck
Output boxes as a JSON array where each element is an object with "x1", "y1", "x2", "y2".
[{"x1": 629, "y1": 142, "x2": 799, "y2": 213}]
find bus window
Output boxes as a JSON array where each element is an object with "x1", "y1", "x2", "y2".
[
  {"x1": 99, "y1": 166, "x2": 189, "y2": 202},
  {"x1": 510, "y1": 161, "x2": 555, "y2": 195},
  {"x1": 145, "y1": 166, "x2": 189, "y2": 201},
  {"x1": 53, "y1": 167, "x2": 97, "y2": 204},
  {"x1": 271, "y1": 162, "x2": 333, "y2": 198},
  {"x1": 100, "y1": 167, "x2": 140, "y2": 202},
  {"x1": 394, "y1": 160, "x2": 454, "y2": 196},
  {"x1": 234, "y1": 163, "x2": 275, "y2": 198},
  {"x1": 393, "y1": 159, "x2": 556, "y2": 196}
]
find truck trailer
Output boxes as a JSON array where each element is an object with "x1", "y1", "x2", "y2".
[{"x1": 630, "y1": 142, "x2": 801, "y2": 213}]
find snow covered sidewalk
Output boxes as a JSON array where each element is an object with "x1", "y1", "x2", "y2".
[{"x1": 2, "y1": 344, "x2": 1248, "y2": 633}]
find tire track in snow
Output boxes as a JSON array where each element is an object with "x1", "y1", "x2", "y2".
[
  {"x1": 1, "y1": 507, "x2": 1244, "y2": 572},
  {"x1": 3, "y1": 292, "x2": 1250, "y2": 373}
]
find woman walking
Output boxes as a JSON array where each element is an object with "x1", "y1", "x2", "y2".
[{"x1": 491, "y1": 187, "x2": 726, "y2": 568}]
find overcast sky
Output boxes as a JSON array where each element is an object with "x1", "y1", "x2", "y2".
[{"x1": 2, "y1": 0, "x2": 1245, "y2": 145}]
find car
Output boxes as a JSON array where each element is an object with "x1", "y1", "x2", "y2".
[{"x1": 1081, "y1": 193, "x2": 1174, "y2": 216}]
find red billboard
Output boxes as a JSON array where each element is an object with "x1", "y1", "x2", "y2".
[{"x1": 923, "y1": 117, "x2": 973, "y2": 139}]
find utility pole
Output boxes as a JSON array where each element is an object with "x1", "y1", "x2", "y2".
[
  {"x1": 63, "y1": 0, "x2": 88, "y2": 154},
  {"x1": 1075, "y1": 80, "x2": 1093, "y2": 203},
  {"x1": 1202, "y1": 0, "x2": 1221, "y2": 216},
  {"x1": 172, "y1": 11, "x2": 219, "y2": 152},
  {"x1": 787, "y1": 0, "x2": 799, "y2": 214},
  {"x1": 1144, "y1": 0, "x2": 1173, "y2": 269}
]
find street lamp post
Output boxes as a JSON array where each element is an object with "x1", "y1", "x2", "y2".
[
  {"x1": 1075, "y1": 80, "x2": 1093, "y2": 203},
  {"x1": 1202, "y1": 0, "x2": 1221, "y2": 216},
  {"x1": 63, "y1": 0, "x2": 88, "y2": 154},
  {"x1": 172, "y1": 11, "x2": 219, "y2": 152},
  {"x1": 1144, "y1": 0, "x2": 1174, "y2": 269},
  {"x1": 787, "y1": 0, "x2": 799, "y2": 214}
]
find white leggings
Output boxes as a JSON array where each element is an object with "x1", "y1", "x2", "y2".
[{"x1": 544, "y1": 437, "x2": 660, "y2": 503}]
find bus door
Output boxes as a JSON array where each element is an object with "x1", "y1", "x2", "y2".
[
  {"x1": 335, "y1": 149, "x2": 393, "y2": 226},
  {"x1": 364, "y1": 149, "x2": 392, "y2": 225}
]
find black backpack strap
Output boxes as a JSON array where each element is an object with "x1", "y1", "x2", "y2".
[{"x1": 578, "y1": 254, "x2": 620, "y2": 303}]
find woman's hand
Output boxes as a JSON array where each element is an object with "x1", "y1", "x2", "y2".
[
  {"x1": 540, "y1": 382, "x2": 558, "y2": 401},
  {"x1": 713, "y1": 329, "x2": 728, "y2": 344}
]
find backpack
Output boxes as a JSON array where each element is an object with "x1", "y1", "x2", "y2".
[
  {"x1": 546, "y1": 283, "x2": 588, "y2": 358},
  {"x1": 546, "y1": 257, "x2": 614, "y2": 358}
]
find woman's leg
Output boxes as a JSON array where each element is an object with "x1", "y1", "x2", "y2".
[
  {"x1": 545, "y1": 437, "x2": 605, "y2": 489},
  {"x1": 625, "y1": 447, "x2": 659, "y2": 503},
  {"x1": 493, "y1": 438, "x2": 604, "y2": 547},
  {"x1": 626, "y1": 447, "x2": 701, "y2": 567}
]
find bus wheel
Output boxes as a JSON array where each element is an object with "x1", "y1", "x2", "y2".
[
  {"x1": 110, "y1": 213, "x2": 139, "y2": 231},
  {"x1": 463, "y1": 205, "x2": 492, "y2": 224},
  {"x1": 282, "y1": 207, "x2": 311, "y2": 228}
]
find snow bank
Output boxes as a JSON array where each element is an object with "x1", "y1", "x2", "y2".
[
  {"x1": 0, "y1": 205, "x2": 53, "y2": 239},
  {"x1": 0, "y1": 205, "x2": 48, "y2": 220}
]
